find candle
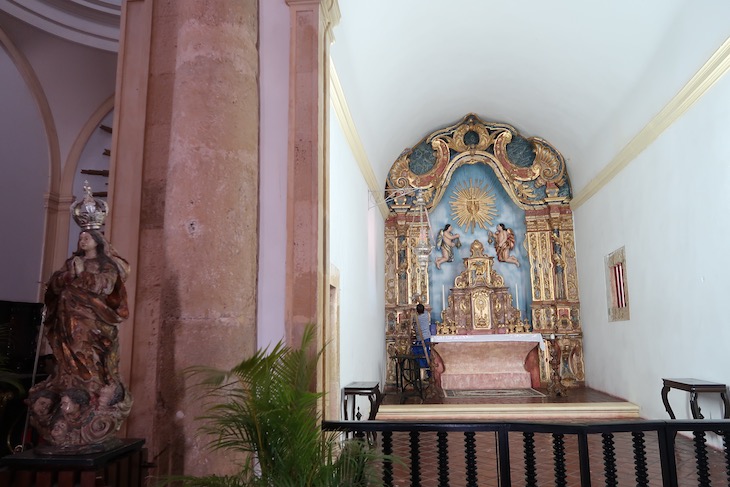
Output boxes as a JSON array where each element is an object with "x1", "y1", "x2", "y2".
[
  {"x1": 442, "y1": 285, "x2": 446, "y2": 310},
  {"x1": 515, "y1": 284, "x2": 520, "y2": 309}
]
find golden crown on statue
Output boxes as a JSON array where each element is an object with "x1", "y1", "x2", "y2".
[{"x1": 70, "y1": 180, "x2": 108, "y2": 230}]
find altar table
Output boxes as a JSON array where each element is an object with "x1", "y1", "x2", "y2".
[{"x1": 432, "y1": 334, "x2": 545, "y2": 390}]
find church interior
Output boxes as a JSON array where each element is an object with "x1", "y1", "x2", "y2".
[{"x1": 1, "y1": 0, "x2": 730, "y2": 481}]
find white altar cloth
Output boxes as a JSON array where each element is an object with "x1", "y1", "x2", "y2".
[
  {"x1": 431, "y1": 333, "x2": 545, "y2": 390},
  {"x1": 432, "y1": 333, "x2": 546, "y2": 350}
]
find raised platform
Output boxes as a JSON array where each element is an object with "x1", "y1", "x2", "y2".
[
  {"x1": 377, "y1": 401, "x2": 640, "y2": 421},
  {"x1": 377, "y1": 386, "x2": 641, "y2": 421}
]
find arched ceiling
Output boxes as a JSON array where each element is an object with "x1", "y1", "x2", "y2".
[
  {"x1": 0, "y1": 0, "x2": 120, "y2": 51},
  {"x1": 3, "y1": 0, "x2": 728, "y2": 202},
  {"x1": 330, "y1": 0, "x2": 730, "y2": 198}
]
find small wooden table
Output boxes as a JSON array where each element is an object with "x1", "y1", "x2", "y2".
[
  {"x1": 661, "y1": 378, "x2": 730, "y2": 420},
  {"x1": 342, "y1": 382, "x2": 381, "y2": 421}
]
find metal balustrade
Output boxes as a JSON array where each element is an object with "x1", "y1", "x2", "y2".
[{"x1": 323, "y1": 419, "x2": 730, "y2": 486}]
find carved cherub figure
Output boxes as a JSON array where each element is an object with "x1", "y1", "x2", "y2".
[{"x1": 488, "y1": 223, "x2": 520, "y2": 267}]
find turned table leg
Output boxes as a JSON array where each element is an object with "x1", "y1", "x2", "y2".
[{"x1": 661, "y1": 385, "x2": 676, "y2": 419}]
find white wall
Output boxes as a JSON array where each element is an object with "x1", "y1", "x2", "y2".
[
  {"x1": 0, "y1": 44, "x2": 47, "y2": 302},
  {"x1": 575, "y1": 72, "x2": 730, "y2": 423},
  {"x1": 257, "y1": 0, "x2": 289, "y2": 349},
  {"x1": 574, "y1": 3, "x2": 730, "y2": 191},
  {"x1": 329, "y1": 103, "x2": 386, "y2": 397},
  {"x1": 0, "y1": 11, "x2": 116, "y2": 168}
]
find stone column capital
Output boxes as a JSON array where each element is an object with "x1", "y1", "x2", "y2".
[{"x1": 286, "y1": 0, "x2": 340, "y2": 42}]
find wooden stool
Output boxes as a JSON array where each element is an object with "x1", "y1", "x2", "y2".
[{"x1": 392, "y1": 354, "x2": 425, "y2": 400}]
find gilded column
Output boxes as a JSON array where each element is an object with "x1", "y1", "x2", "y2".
[{"x1": 525, "y1": 198, "x2": 584, "y2": 386}]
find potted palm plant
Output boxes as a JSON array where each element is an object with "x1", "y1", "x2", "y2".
[
  {"x1": 0, "y1": 322, "x2": 23, "y2": 393},
  {"x1": 0, "y1": 322, "x2": 24, "y2": 437},
  {"x1": 163, "y1": 325, "x2": 381, "y2": 486}
]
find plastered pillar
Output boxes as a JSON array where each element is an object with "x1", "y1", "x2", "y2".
[
  {"x1": 284, "y1": 0, "x2": 338, "y2": 363},
  {"x1": 106, "y1": 0, "x2": 151, "y2": 443},
  {"x1": 110, "y1": 0, "x2": 259, "y2": 477}
]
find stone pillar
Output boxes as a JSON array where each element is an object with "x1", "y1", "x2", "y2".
[
  {"x1": 110, "y1": 0, "x2": 259, "y2": 477},
  {"x1": 106, "y1": 0, "x2": 152, "y2": 442},
  {"x1": 41, "y1": 192, "x2": 75, "y2": 294},
  {"x1": 284, "y1": 0, "x2": 338, "y2": 355}
]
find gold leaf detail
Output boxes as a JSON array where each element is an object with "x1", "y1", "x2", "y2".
[{"x1": 449, "y1": 179, "x2": 497, "y2": 233}]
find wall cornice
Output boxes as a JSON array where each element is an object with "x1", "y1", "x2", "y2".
[
  {"x1": 329, "y1": 58, "x2": 389, "y2": 219},
  {"x1": 286, "y1": 0, "x2": 340, "y2": 43}
]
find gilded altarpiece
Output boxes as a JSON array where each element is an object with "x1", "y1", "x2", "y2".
[{"x1": 384, "y1": 114, "x2": 584, "y2": 389}]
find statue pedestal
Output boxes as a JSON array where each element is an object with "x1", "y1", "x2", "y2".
[
  {"x1": 0, "y1": 438, "x2": 147, "y2": 487},
  {"x1": 432, "y1": 334, "x2": 544, "y2": 390}
]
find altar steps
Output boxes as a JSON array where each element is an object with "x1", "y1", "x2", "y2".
[
  {"x1": 377, "y1": 387, "x2": 641, "y2": 421},
  {"x1": 377, "y1": 401, "x2": 640, "y2": 421}
]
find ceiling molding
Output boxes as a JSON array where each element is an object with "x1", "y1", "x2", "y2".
[
  {"x1": 329, "y1": 57, "x2": 389, "y2": 219},
  {"x1": 571, "y1": 36, "x2": 730, "y2": 209},
  {"x1": 0, "y1": 0, "x2": 120, "y2": 52}
]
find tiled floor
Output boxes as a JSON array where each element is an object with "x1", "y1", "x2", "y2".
[
  {"x1": 371, "y1": 387, "x2": 729, "y2": 486},
  {"x1": 384, "y1": 429, "x2": 728, "y2": 486}
]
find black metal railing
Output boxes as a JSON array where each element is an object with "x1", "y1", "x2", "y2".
[{"x1": 322, "y1": 419, "x2": 730, "y2": 486}]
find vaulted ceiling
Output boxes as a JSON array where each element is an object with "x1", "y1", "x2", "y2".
[
  {"x1": 329, "y1": 1, "x2": 730, "y2": 201},
  {"x1": 3, "y1": 0, "x2": 729, "y2": 204},
  {"x1": 0, "y1": 0, "x2": 120, "y2": 51}
]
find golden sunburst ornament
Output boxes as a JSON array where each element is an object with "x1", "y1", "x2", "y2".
[{"x1": 450, "y1": 179, "x2": 497, "y2": 233}]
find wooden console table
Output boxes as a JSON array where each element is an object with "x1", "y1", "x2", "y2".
[
  {"x1": 342, "y1": 382, "x2": 381, "y2": 421},
  {"x1": 661, "y1": 378, "x2": 730, "y2": 420}
]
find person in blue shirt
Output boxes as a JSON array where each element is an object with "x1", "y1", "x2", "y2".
[{"x1": 413, "y1": 303, "x2": 432, "y2": 374}]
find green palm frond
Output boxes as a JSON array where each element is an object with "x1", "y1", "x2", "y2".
[
  {"x1": 161, "y1": 324, "x2": 383, "y2": 487},
  {"x1": 0, "y1": 322, "x2": 23, "y2": 393}
]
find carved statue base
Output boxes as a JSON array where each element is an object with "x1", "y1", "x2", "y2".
[{"x1": 33, "y1": 437, "x2": 124, "y2": 456}]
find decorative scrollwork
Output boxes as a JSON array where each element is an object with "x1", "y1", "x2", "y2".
[
  {"x1": 452, "y1": 121, "x2": 493, "y2": 152},
  {"x1": 532, "y1": 139, "x2": 567, "y2": 188},
  {"x1": 390, "y1": 149, "x2": 412, "y2": 189},
  {"x1": 490, "y1": 271, "x2": 504, "y2": 287},
  {"x1": 80, "y1": 413, "x2": 117, "y2": 444},
  {"x1": 384, "y1": 113, "x2": 572, "y2": 211},
  {"x1": 512, "y1": 180, "x2": 537, "y2": 200}
]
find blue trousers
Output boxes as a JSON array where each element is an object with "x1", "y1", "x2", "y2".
[{"x1": 411, "y1": 338, "x2": 431, "y2": 373}]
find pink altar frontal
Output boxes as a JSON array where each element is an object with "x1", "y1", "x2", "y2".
[{"x1": 432, "y1": 334, "x2": 545, "y2": 390}]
